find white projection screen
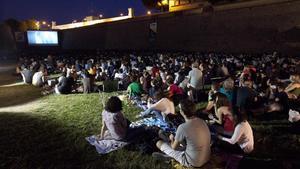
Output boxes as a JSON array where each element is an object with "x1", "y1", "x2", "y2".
[{"x1": 27, "y1": 31, "x2": 59, "y2": 46}]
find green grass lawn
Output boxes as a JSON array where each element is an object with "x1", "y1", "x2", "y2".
[
  {"x1": 0, "y1": 70, "x2": 299, "y2": 169},
  {"x1": 0, "y1": 91, "x2": 170, "y2": 169}
]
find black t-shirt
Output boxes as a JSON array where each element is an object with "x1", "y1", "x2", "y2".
[
  {"x1": 58, "y1": 77, "x2": 74, "y2": 94},
  {"x1": 274, "y1": 91, "x2": 289, "y2": 113},
  {"x1": 236, "y1": 87, "x2": 257, "y2": 109}
]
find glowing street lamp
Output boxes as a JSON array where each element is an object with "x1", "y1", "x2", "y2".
[
  {"x1": 120, "y1": 13, "x2": 124, "y2": 16},
  {"x1": 147, "y1": 11, "x2": 152, "y2": 15},
  {"x1": 99, "y1": 14, "x2": 103, "y2": 18},
  {"x1": 36, "y1": 21, "x2": 40, "y2": 30},
  {"x1": 42, "y1": 21, "x2": 46, "y2": 25}
]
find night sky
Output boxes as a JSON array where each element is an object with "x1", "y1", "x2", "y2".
[{"x1": 0, "y1": 0, "x2": 147, "y2": 24}]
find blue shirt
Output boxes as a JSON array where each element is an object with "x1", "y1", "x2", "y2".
[{"x1": 220, "y1": 87, "x2": 233, "y2": 102}]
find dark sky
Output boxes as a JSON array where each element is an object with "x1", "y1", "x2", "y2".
[{"x1": 0, "y1": 0, "x2": 147, "y2": 24}]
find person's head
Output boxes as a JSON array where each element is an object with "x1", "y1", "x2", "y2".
[
  {"x1": 153, "y1": 90, "x2": 165, "y2": 101},
  {"x1": 179, "y1": 99, "x2": 196, "y2": 119},
  {"x1": 242, "y1": 74, "x2": 253, "y2": 88},
  {"x1": 223, "y1": 77, "x2": 234, "y2": 91},
  {"x1": 212, "y1": 92, "x2": 231, "y2": 108},
  {"x1": 211, "y1": 81, "x2": 221, "y2": 91},
  {"x1": 143, "y1": 71, "x2": 149, "y2": 77},
  {"x1": 166, "y1": 75, "x2": 174, "y2": 85},
  {"x1": 277, "y1": 82, "x2": 285, "y2": 92},
  {"x1": 291, "y1": 73, "x2": 300, "y2": 83},
  {"x1": 192, "y1": 62, "x2": 199, "y2": 68},
  {"x1": 104, "y1": 96, "x2": 122, "y2": 113},
  {"x1": 232, "y1": 107, "x2": 248, "y2": 125},
  {"x1": 130, "y1": 75, "x2": 138, "y2": 83}
]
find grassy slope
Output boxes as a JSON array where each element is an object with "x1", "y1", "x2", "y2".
[{"x1": 0, "y1": 92, "x2": 169, "y2": 169}]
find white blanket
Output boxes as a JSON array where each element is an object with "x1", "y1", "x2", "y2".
[{"x1": 86, "y1": 135, "x2": 129, "y2": 154}]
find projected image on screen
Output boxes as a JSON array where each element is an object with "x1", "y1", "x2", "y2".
[{"x1": 27, "y1": 31, "x2": 58, "y2": 46}]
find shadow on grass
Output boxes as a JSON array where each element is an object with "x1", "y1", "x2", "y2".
[
  {"x1": 0, "y1": 84, "x2": 42, "y2": 108},
  {"x1": 0, "y1": 112, "x2": 168, "y2": 169},
  {"x1": 0, "y1": 71, "x2": 21, "y2": 86},
  {"x1": 0, "y1": 112, "x2": 102, "y2": 169}
]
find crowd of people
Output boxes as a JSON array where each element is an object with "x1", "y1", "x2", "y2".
[{"x1": 16, "y1": 51, "x2": 300, "y2": 168}]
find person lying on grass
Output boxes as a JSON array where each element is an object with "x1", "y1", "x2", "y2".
[
  {"x1": 155, "y1": 99, "x2": 211, "y2": 168},
  {"x1": 137, "y1": 91, "x2": 175, "y2": 122}
]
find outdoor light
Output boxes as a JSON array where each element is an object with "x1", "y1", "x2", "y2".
[
  {"x1": 99, "y1": 14, "x2": 103, "y2": 18},
  {"x1": 120, "y1": 13, "x2": 123, "y2": 16},
  {"x1": 35, "y1": 21, "x2": 40, "y2": 30},
  {"x1": 42, "y1": 21, "x2": 46, "y2": 25},
  {"x1": 162, "y1": 0, "x2": 169, "y2": 5},
  {"x1": 147, "y1": 11, "x2": 152, "y2": 15},
  {"x1": 73, "y1": 20, "x2": 77, "y2": 23}
]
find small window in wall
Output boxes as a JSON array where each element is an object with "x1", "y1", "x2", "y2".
[{"x1": 171, "y1": 0, "x2": 197, "y2": 7}]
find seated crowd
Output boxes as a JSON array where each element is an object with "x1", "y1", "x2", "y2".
[{"x1": 16, "y1": 51, "x2": 300, "y2": 168}]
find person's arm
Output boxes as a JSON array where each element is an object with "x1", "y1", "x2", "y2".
[
  {"x1": 214, "y1": 107, "x2": 224, "y2": 125},
  {"x1": 100, "y1": 119, "x2": 108, "y2": 139},
  {"x1": 204, "y1": 101, "x2": 214, "y2": 112},
  {"x1": 169, "y1": 134, "x2": 180, "y2": 150},
  {"x1": 218, "y1": 123, "x2": 243, "y2": 145},
  {"x1": 285, "y1": 83, "x2": 300, "y2": 93}
]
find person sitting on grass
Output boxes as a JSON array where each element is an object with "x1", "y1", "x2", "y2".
[
  {"x1": 20, "y1": 65, "x2": 33, "y2": 84},
  {"x1": 127, "y1": 75, "x2": 143, "y2": 100},
  {"x1": 55, "y1": 72, "x2": 75, "y2": 95},
  {"x1": 166, "y1": 75, "x2": 184, "y2": 98},
  {"x1": 216, "y1": 107, "x2": 254, "y2": 154},
  {"x1": 204, "y1": 81, "x2": 221, "y2": 113},
  {"x1": 99, "y1": 96, "x2": 128, "y2": 141},
  {"x1": 154, "y1": 99, "x2": 211, "y2": 168},
  {"x1": 32, "y1": 67, "x2": 47, "y2": 87},
  {"x1": 208, "y1": 93, "x2": 235, "y2": 137},
  {"x1": 99, "y1": 96, "x2": 146, "y2": 142},
  {"x1": 266, "y1": 82, "x2": 289, "y2": 115},
  {"x1": 285, "y1": 72, "x2": 300, "y2": 100}
]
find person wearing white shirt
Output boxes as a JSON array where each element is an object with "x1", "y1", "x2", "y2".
[
  {"x1": 217, "y1": 107, "x2": 254, "y2": 154},
  {"x1": 32, "y1": 68, "x2": 46, "y2": 87}
]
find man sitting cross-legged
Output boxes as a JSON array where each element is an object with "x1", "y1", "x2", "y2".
[{"x1": 154, "y1": 99, "x2": 211, "y2": 168}]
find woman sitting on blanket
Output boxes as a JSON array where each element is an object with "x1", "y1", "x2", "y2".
[{"x1": 99, "y1": 96, "x2": 147, "y2": 142}]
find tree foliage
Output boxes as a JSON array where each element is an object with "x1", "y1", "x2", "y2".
[
  {"x1": 4, "y1": 18, "x2": 38, "y2": 32},
  {"x1": 141, "y1": 0, "x2": 168, "y2": 10}
]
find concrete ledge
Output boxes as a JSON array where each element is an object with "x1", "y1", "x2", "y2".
[{"x1": 214, "y1": 0, "x2": 295, "y2": 11}]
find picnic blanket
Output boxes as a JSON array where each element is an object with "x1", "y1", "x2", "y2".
[
  {"x1": 131, "y1": 98, "x2": 148, "y2": 111},
  {"x1": 130, "y1": 117, "x2": 176, "y2": 134},
  {"x1": 86, "y1": 135, "x2": 129, "y2": 154}
]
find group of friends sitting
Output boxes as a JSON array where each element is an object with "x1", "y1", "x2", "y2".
[{"x1": 15, "y1": 51, "x2": 300, "y2": 168}]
